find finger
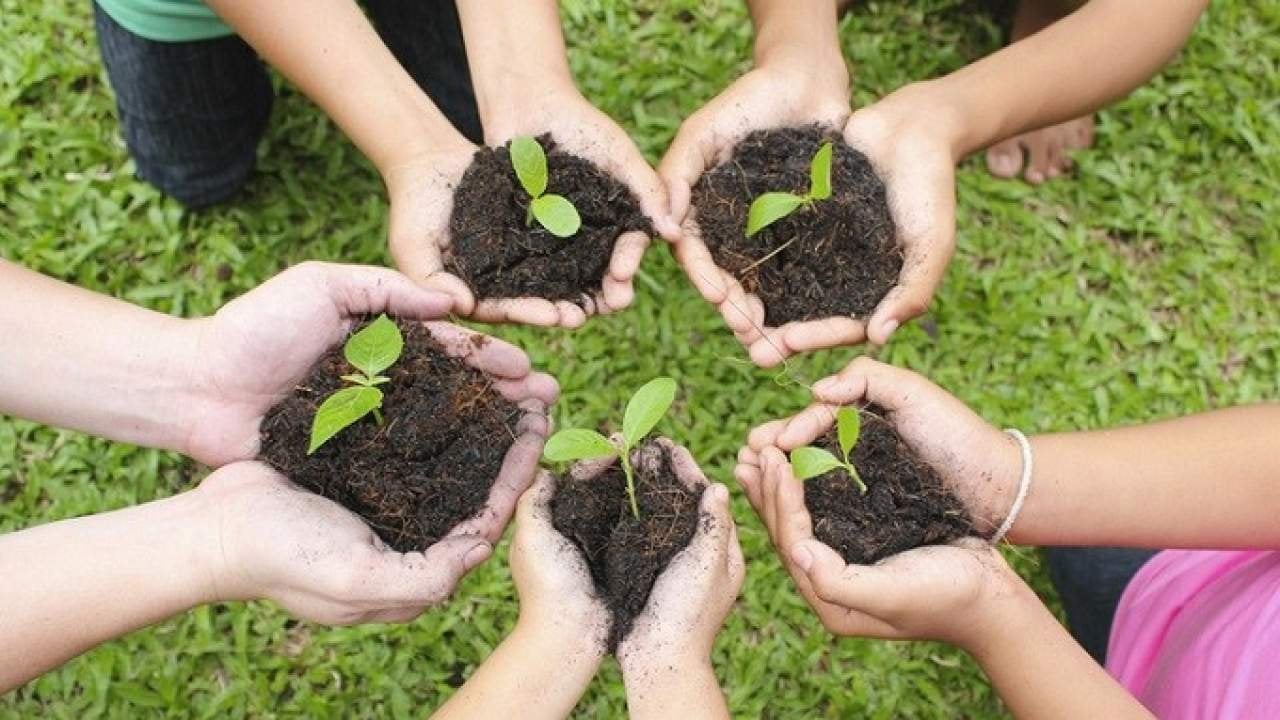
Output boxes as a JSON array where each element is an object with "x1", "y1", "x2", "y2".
[
  {"x1": 517, "y1": 470, "x2": 557, "y2": 527},
  {"x1": 674, "y1": 219, "x2": 733, "y2": 305},
  {"x1": 658, "y1": 113, "x2": 721, "y2": 228},
  {"x1": 423, "y1": 322, "x2": 531, "y2": 378},
  {"x1": 449, "y1": 431, "x2": 546, "y2": 542},
  {"x1": 659, "y1": 439, "x2": 710, "y2": 493},
  {"x1": 746, "y1": 419, "x2": 786, "y2": 454},
  {"x1": 679, "y1": 483, "x2": 734, "y2": 569},
  {"x1": 758, "y1": 447, "x2": 789, "y2": 546},
  {"x1": 419, "y1": 271, "x2": 476, "y2": 316},
  {"x1": 608, "y1": 230, "x2": 649, "y2": 284},
  {"x1": 553, "y1": 300, "x2": 589, "y2": 328},
  {"x1": 779, "y1": 317, "x2": 867, "y2": 357},
  {"x1": 471, "y1": 297, "x2": 564, "y2": 327},
  {"x1": 811, "y1": 356, "x2": 928, "y2": 413},
  {"x1": 570, "y1": 453, "x2": 620, "y2": 481},
  {"x1": 360, "y1": 535, "x2": 492, "y2": 607},
  {"x1": 772, "y1": 460, "x2": 814, "y2": 554},
  {"x1": 494, "y1": 371, "x2": 561, "y2": 407},
  {"x1": 308, "y1": 262, "x2": 455, "y2": 320},
  {"x1": 735, "y1": 446, "x2": 764, "y2": 511},
  {"x1": 746, "y1": 328, "x2": 791, "y2": 369},
  {"x1": 599, "y1": 275, "x2": 635, "y2": 314},
  {"x1": 597, "y1": 136, "x2": 677, "y2": 241},
  {"x1": 777, "y1": 403, "x2": 841, "y2": 449},
  {"x1": 726, "y1": 519, "x2": 746, "y2": 589},
  {"x1": 791, "y1": 538, "x2": 904, "y2": 618}
]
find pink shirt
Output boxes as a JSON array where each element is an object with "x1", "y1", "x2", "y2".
[{"x1": 1106, "y1": 549, "x2": 1280, "y2": 718}]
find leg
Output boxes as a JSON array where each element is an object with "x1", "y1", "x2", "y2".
[
  {"x1": 93, "y1": 1, "x2": 272, "y2": 209},
  {"x1": 1044, "y1": 546, "x2": 1158, "y2": 665},
  {"x1": 363, "y1": 0, "x2": 483, "y2": 144},
  {"x1": 984, "y1": 0, "x2": 1095, "y2": 184}
]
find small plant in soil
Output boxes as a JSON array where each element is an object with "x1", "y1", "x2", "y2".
[
  {"x1": 510, "y1": 135, "x2": 582, "y2": 238},
  {"x1": 542, "y1": 377, "x2": 677, "y2": 518},
  {"x1": 790, "y1": 405, "x2": 866, "y2": 494},
  {"x1": 308, "y1": 314, "x2": 402, "y2": 454},
  {"x1": 745, "y1": 141, "x2": 833, "y2": 238}
]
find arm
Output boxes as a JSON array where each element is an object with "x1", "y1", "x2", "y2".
[{"x1": 0, "y1": 462, "x2": 491, "y2": 692}]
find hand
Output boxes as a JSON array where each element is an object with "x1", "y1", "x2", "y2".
[
  {"x1": 659, "y1": 52, "x2": 853, "y2": 367},
  {"x1": 737, "y1": 356, "x2": 1022, "y2": 536},
  {"x1": 618, "y1": 440, "x2": 745, "y2": 670},
  {"x1": 740, "y1": 444, "x2": 1028, "y2": 652},
  {"x1": 472, "y1": 79, "x2": 671, "y2": 327},
  {"x1": 195, "y1": 462, "x2": 495, "y2": 625},
  {"x1": 509, "y1": 471, "x2": 612, "y2": 656}
]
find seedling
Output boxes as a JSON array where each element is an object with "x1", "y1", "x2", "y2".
[
  {"x1": 542, "y1": 377, "x2": 678, "y2": 519},
  {"x1": 745, "y1": 141, "x2": 834, "y2": 237},
  {"x1": 510, "y1": 135, "x2": 582, "y2": 238},
  {"x1": 789, "y1": 406, "x2": 867, "y2": 494},
  {"x1": 307, "y1": 314, "x2": 404, "y2": 454}
]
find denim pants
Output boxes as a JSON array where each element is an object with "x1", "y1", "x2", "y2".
[
  {"x1": 92, "y1": 0, "x2": 481, "y2": 209},
  {"x1": 1044, "y1": 546, "x2": 1159, "y2": 665}
]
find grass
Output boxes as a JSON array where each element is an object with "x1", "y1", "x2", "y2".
[{"x1": 2, "y1": 0, "x2": 1278, "y2": 717}]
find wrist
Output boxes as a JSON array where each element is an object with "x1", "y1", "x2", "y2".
[
  {"x1": 861, "y1": 80, "x2": 971, "y2": 162},
  {"x1": 158, "y1": 489, "x2": 228, "y2": 609},
  {"x1": 954, "y1": 562, "x2": 1045, "y2": 660},
  {"x1": 474, "y1": 72, "x2": 577, "y2": 145},
  {"x1": 510, "y1": 616, "x2": 606, "y2": 682},
  {"x1": 618, "y1": 643, "x2": 712, "y2": 680}
]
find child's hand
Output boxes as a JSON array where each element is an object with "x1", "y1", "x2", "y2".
[
  {"x1": 738, "y1": 357, "x2": 1022, "y2": 537},
  {"x1": 195, "y1": 461, "x2": 494, "y2": 625},
  {"x1": 840, "y1": 82, "x2": 965, "y2": 345},
  {"x1": 508, "y1": 471, "x2": 612, "y2": 656},
  {"x1": 618, "y1": 441, "x2": 745, "y2": 670},
  {"x1": 745, "y1": 445, "x2": 1026, "y2": 651}
]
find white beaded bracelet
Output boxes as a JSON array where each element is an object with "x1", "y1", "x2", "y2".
[{"x1": 991, "y1": 429, "x2": 1033, "y2": 545}]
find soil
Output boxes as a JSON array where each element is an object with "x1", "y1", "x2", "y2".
[
  {"x1": 258, "y1": 320, "x2": 522, "y2": 552},
  {"x1": 690, "y1": 125, "x2": 901, "y2": 327},
  {"x1": 550, "y1": 438, "x2": 701, "y2": 651},
  {"x1": 805, "y1": 406, "x2": 975, "y2": 564},
  {"x1": 445, "y1": 134, "x2": 652, "y2": 305}
]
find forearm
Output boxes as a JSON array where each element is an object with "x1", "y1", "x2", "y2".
[
  {"x1": 0, "y1": 492, "x2": 216, "y2": 692},
  {"x1": 0, "y1": 260, "x2": 199, "y2": 454},
  {"x1": 205, "y1": 0, "x2": 470, "y2": 174},
  {"x1": 432, "y1": 620, "x2": 601, "y2": 719},
  {"x1": 932, "y1": 0, "x2": 1207, "y2": 156},
  {"x1": 967, "y1": 580, "x2": 1151, "y2": 719},
  {"x1": 748, "y1": 0, "x2": 845, "y2": 72},
  {"x1": 1011, "y1": 405, "x2": 1280, "y2": 548},
  {"x1": 455, "y1": 0, "x2": 572, "y2": 138},
  {"x1": 622, "y1": 655, "x2": 729, "y2": 720}
]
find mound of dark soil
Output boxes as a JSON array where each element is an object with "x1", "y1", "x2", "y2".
[
  {"x1": 690, "y1": 125, "x2": 900, "y2": 326},
  {"x1": 550, "y1": 439, "x2": 701, "y2": 650},
  {"x1": 445, "y1": 134, "x2": 652, "y2": 305},
  {"x1": 805, "y1": 406, "x2": 974, "y2": 564},
  {"x1": 259, "y1": 320, "x2": 522, "y2": 552}
]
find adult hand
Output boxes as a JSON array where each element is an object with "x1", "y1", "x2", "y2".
[
  {"x1": 659, "y1": 50, "x2": 853, "y2": 367},
  {"x1": 737, "y1": 357, "x2": 1021, "y2": 536},
  {"x1": 196, "y1": 461, "x2": 494, "y2": 624}
]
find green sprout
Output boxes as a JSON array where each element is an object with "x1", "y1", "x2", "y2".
[
  {"x1": 542, "y1": 377, "x2": 678, "y2": 519},
  {"x1": 745, "y1": 141, "x2": 834, "y2": 237},
  {"x1": 789, "y1": 406, "x2": 867, "y2": 494},
  {"x1": 308, "y1": 314, "x2": 404, "y2": 454},
  {"x1": 510, "y1": 135, "x2": 582, "y2": 238}
]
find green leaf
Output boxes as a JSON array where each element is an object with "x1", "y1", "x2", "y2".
[
  {"x1": 308, "y1": 386, "x2": 383, "y2": 454},
  {"x1": 836, "y1": 406, "x2": 861, "y2": 462},
  {"x1": 790, "y1": 446, "x2": 846, "y2": 480},
  {"x1": 809, "y1": 142, "x2": 834, "y2": 201},
  {"x1": 510, "y1": 136, "x2": 548, "y2": 198},
  {"x1": 543, "y1": 429, "x2": 617, "y2": 462},
  {"x1": 746, "y1": 192, "x2": 806, "y2": 237},
  {"x1": 343, "y1": 314, "x2": 403, "y2": 377},
  {"x1": 622, "y1": 376, "x2": 677, "y2": 448},
  {"x1": 531, "y1": 194, "x2": 582, "y2": 237}
]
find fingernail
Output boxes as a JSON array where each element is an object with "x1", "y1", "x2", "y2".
[
  {"x1": 790, "y1": 543, "x2": 814, "y2": 572},
  {"x1": 463, "y1": 542, "x2": 492, "y2": 571}
]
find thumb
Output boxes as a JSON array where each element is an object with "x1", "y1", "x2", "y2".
[
  {"x1": 366, "y1": 535, "x2": 492, "y2": 608},
  {"x1": 678, "y1": 484, "x2": 735, "y2": 570},
  {"x1": 792, "y1": 539, "x2": 899, "y2": 618},
  {"x1": 310, "y1": 262, "x2": 453, "y2": 320},
  {"x1": 658, "y1": 116, "x2": 719, "y2": 232}
]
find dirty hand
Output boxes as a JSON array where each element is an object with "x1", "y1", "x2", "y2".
[
  {"x1": 196, "y1": 461, "x2": 494, "y2": 625},
  {"x1": 737, "y1": 357, "x2": 1022, "y2": 537},
  {"x1": 183, "y1": 261, "x2": 453, "y2": 467},
  {"x1": 743, "y1": 446, "x2": 1027, "y2": 650},
  {"x1": 472, "y1": 79, "x2": 671, "y2": 327},
  {"x1": 658, "y1": 50, "x2": 853, "y2": 368},
  {"x1": 841, "y1": 81, "x2": 964, "y2": 344}
]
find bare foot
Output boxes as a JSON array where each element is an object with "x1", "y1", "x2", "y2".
[{"x1": 984, "y1": 0, "x2": 1095, "y2": 184}]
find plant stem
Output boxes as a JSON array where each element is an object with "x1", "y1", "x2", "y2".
[
  {"x1": 372, "y1": 407, "x2": 384, "y2": 426},
  {"x1": 525, "y1": 203, "x2": 535, "y2": 228},
  {"x1": 845, "y1": 462, "x2": 867, "y2": 495},
  {"x1": 619, "y1": 449, "x2": 641, "y2": 520}
]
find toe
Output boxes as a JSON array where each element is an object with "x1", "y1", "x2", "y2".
[{"x1": 985, "y1": 139, "x2": 1024, "y2": 179}]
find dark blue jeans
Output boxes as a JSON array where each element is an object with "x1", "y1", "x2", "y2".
[
  {"x1": 1045, "y1": 546, "x2": 1159, "y2": 665},
  {"x1": 92, "y1": 0, "x2": 481, "y2": 209}
]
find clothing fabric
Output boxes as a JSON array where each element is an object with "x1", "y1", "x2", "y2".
[
  {"x1": 93, "y1": 0, "x2": 481, "y2": 209},
  {"x1": 1106, "y1": 549, "x2": 1280, "y2": 719},
  {"x1": 1044, "y1": 546, "x2": 1158, "y2": 664},
  {"x1": 96, "y1": 0, "x2": 230, "y2": 43}
]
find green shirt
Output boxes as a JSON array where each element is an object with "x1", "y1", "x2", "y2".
[{"x1": 97, "y1": 0, "x2": 232, "y2": 42}]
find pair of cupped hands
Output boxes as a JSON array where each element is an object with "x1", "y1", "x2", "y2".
[{"x1": 384, "y1": 59, "x2": 958, "y2": 367}]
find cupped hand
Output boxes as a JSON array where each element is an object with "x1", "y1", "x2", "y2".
[
  {"x1": 659, "y1": 56, "x2": 858, "y2": 367},
  {"x1": 617, "y1": 439, "x2": 745, "y2": 670},
  {"x1": 196, "y1": 461, "x2": 494, "y2": 625},
  {"x1": 469, "y1": 80, "x2": 672, "y2": 327},
  {"x1": 741, "y1": 445, "x2": 1023, "y2": 651},
  {"x1": 736, "y1": 356, "x2": 1021, "y2": 536},
  {"x1": 183, "y1": 261, "x2": 453, "y2": 467}
]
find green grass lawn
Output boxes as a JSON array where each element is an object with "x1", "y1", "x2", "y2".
[{"x1": 2, "y1": 0, "x2": 1277, "y2": 717}]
